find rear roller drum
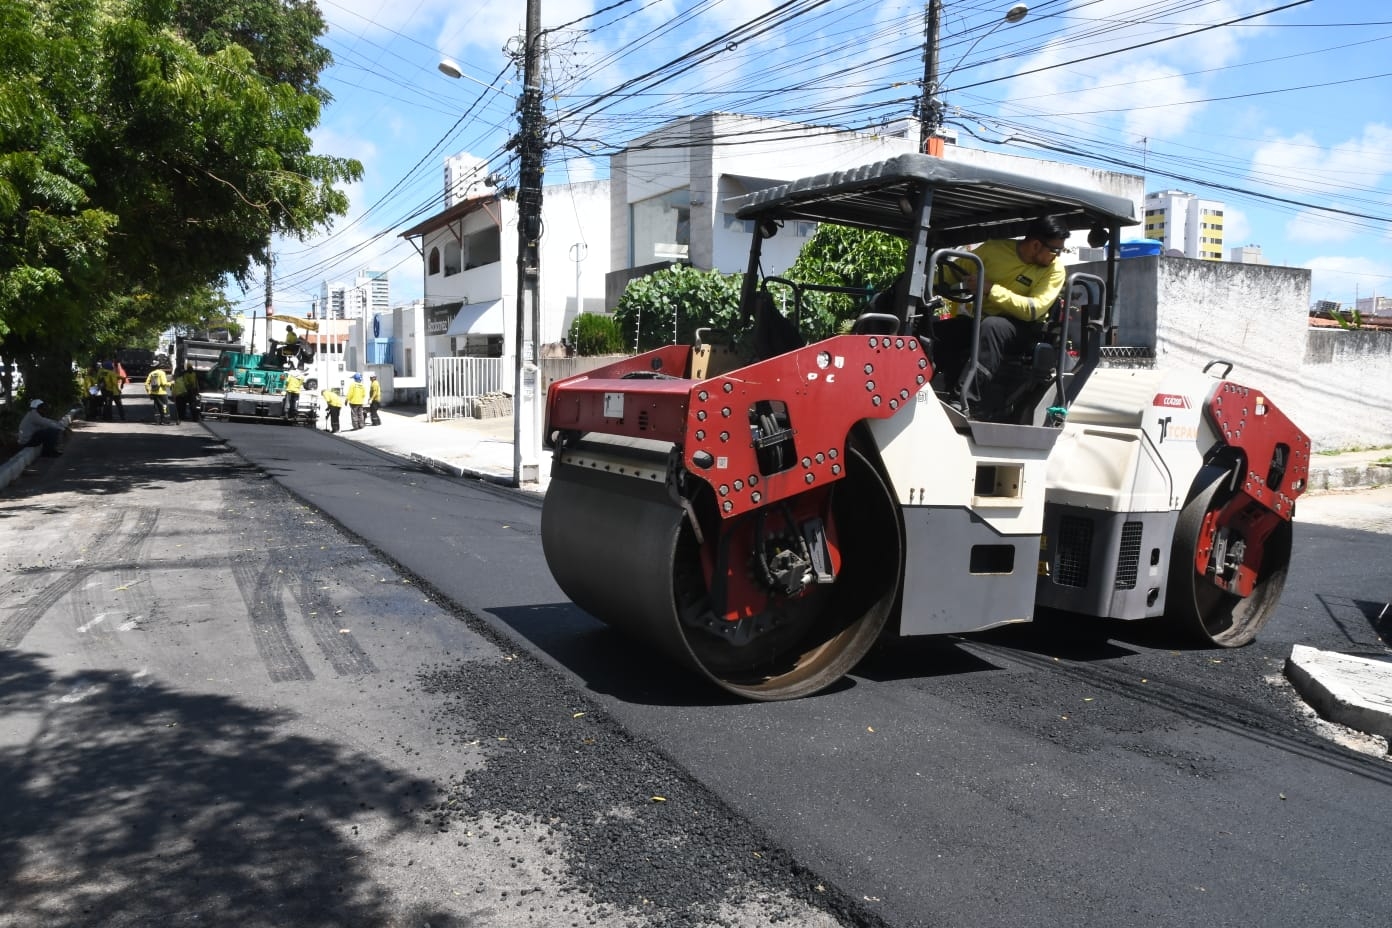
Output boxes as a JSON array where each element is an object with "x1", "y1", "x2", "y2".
[{"x1": 1166, "y1": 464, "x2": 1293, "y2": 647}]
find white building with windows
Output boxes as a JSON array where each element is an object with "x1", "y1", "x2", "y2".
[
  {"x1": 355, "y1": 268, "x2": 390, "y2": 317},
  {"x1": 1143, "y1": 190, "x2": 1225, "y2": 261},
  {"x1": 315, "y1": 270, "x2": 389, "y2": 322},
  {"x1": 607, "y1": 113, "x2": 1145, "y2": 301},
  {"x1": 400, "y1": 158, "x2": 610, "y2": 377}
]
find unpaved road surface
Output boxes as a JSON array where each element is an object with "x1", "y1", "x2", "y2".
[{"x1": 0, "y1": 419, "x2": 870, "y2": 928}]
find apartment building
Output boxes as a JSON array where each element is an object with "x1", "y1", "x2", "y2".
[{"x1": 1143, "y1": 190, "x2": 1224, "y2": 260}]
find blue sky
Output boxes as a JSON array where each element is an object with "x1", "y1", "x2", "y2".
[{"x1": 238, "y1": 0, "x2": 1392, "y2": 318}]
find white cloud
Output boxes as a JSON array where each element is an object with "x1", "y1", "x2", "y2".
[
  {"x1": 1284, "y1": 208, "x2": 1358, "y2": 245},
  {"x1": 1221, "y1": 206, "x2": 1250, "y2": 247},
  {"x1": 1250, "y1": 124, "x2": 1392, "y2": 194},
  {"x1": 999, "y1": 0, "x2": 1265, "y2": 140}
]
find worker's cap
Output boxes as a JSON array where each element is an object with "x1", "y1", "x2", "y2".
[
  {"x1": 352, "y1": 373, "x2": 363, "y2": 381},
  {"x1": 29, "y1": 398, "x2": 46, "y2": 409},
  {"x1": 369, "y1": 373, "x2": 377, "y2": 379}
]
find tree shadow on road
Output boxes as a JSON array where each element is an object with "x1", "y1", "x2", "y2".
[{"x1": 0, "y1": 650, "x2": 453, "y2": 928}]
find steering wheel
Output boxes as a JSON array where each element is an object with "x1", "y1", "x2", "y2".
[{"x1": 935, "y1": 259, "x2": 976, "y2": 303}]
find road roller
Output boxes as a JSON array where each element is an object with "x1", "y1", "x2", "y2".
[{"x1": 541, "y1": 155, "x2": 1310, "y2": 701}]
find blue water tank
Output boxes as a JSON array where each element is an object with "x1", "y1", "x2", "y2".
[{"x1": 1118, "y1": 239, "x2": 1163, "y2": 258}]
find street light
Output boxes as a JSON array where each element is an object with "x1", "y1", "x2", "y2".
[{"x1": 921, "y1": 3, "x2": 1029, "y2": 153}]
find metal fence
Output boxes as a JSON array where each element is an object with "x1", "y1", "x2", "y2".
[{"x1": 426, "y1": 356, "x2": 507, "y2": 421}]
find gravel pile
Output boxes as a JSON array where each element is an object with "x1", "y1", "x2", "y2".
[{"x1": 418, "y1": 655, "x2": 885, "y2": 928}]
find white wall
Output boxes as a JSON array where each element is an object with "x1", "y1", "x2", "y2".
[
  {"x1": 614, "y1": 115, "x2": 1147, "y2": 281},
  {"x1": 537, "y1": 180, "x2": 611, "y2": 345},
  {"x1": 1101, "y1": 255, "x2": 1391, "y2": 451}
]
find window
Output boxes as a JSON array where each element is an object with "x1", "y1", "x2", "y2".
[
  {"x1": 463, "y1": 227, "x2": 500, "y2": 268},
  {"x1": 795, "y1": 221, "x2": 817, "y2": 238},
  {"x1": 443, "y1": 240, "x2": 462, "y2": 276},
  {"x1": 723, "y1": 213, "x2": 755, "y2": 234},
  {"x1": 428, "y1": 247, "x2": 441, "y2": 275},
  {"x1": 631, "y1": 188, "x2": 690, "y2": 264}
]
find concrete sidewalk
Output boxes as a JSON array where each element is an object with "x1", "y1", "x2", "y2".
[{"x1": 326, "y1": 404, "x2": 536, "y2": 490}]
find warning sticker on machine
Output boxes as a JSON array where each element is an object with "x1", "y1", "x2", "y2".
[{"x1": 603, "y1": 392, "x2": 624, "y2": 418}]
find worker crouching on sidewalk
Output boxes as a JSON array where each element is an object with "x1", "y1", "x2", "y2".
[
  {"x1": 346, "y1": 373, "x2": 366, "y2": 430},
  {"x1": 18, "y1": 399, "x2": 70, "y2": 457}
]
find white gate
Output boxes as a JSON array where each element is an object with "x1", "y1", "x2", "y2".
[{"x1": 427, "y1": 356, "x2": 506, "y2": 421}]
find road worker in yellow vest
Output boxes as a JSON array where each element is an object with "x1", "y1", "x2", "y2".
[
  {"x1": 285, "y1": 370, "x2": 304, "y2": 420},
  {"x1": 345, "y1": 373, "x2": 367, "y2": 431},
  {"x1": 321, "y1": 386, "x2": 343, "y2": 433},
  {"x1": 368, "y1": 373, "x2": 382, "y2": 426},
  {"x1": 144, "y1": 366, "x2": 171, "y2": 424}
]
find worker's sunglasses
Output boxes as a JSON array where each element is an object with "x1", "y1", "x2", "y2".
[{"x1": 1039, "y1": 241, "x2": 1068, "y2": 256}]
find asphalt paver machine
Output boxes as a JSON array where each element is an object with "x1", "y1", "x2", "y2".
[
  {"x1": 541, "y1": 155, "x2": 1310, "y2": 700},
  {"x1": 198, "y1": 349, "x2": 318, "y2": 427}
]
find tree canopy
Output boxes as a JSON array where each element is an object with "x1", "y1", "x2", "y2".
[{"x1": 0, "y1": 0, "x2": 360, "y2": 402}]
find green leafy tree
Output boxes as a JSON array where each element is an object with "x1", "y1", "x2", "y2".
[
  {"x1": 568, "y1": 312, "x2": 624, "y2": 356},
  {"x1": 0, "y1": 0, "x2": 360, "y2": 403},
  {"x1": 783, "y1": 224, "x2": 908, "y2": 337},
  {"x1": 614, "y1": 264, "x2": 743, "y2": 353}
]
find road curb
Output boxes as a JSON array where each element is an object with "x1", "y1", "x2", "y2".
[
  {"x1": 1285, "y1": 644, "x2": 1392, "y2": 747},
  {"x1": 1306, "y1": 462, "x2": 1392, "y2": 493},
  {"x1": 0, "y1": 445, "x2": 40, "y2": 490}
]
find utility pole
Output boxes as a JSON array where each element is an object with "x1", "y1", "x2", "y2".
[
  {"x1": 263, "y1": 236, "x2": 274, "y2": 354},
  {"x1": 920, "y1": 0, "x2": 943, "y2": 154},
  {"x1": 514, "y1": 0, "x2": 545, "y2": 486},
  {"x1": 920, "y1": 3, "x2": 1029, "y2": 155}
]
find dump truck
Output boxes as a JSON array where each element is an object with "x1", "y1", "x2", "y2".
[
  {"x1": 198, "y1": 349, "x2": 318, "y2": 426},
  {"x1": 176, "y1": 334, "x2": 243, "y2": 377},
  {"x1": 539, "y1": 154, "x2": 1309, "y2": 701}
]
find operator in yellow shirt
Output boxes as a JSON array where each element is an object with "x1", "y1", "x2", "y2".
[{"x1": 933, "y1": 215, "x2": 1069, "y2": 409}]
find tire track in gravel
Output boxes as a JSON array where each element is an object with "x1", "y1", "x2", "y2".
[
  {"x1": 0, "y1": 505, "x2": 150, "y2": 649},
  {"x1": 0, "y1": 569, "x2": 94, "y2": 649},
  {"x1": 94, "y1": 506, "x2": 162, "y2": 632},
  {"x1": 230, "y1": 558, "x2": 314, "y2": 683},
  {"x1": 295, "y1": 572, "x2": 377, "y2": 676}
]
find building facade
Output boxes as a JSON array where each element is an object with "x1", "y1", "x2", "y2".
[
  {"x1": 607, "y1": 113, "x2": 1147, "y2": 301},
  {"x1": 315, "y1": 270, "x2": 389, "y2": 322},
  {"x1": 400, "y1": 154, "x2": 611, "y2": 388},
  {"x1": 1144, "y1": 190, "x2": 1224, "y2": 260},
  {"x1": 444, "y1": 153, "x2": 494, "y2": 209}
]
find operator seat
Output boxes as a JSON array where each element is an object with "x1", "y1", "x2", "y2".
[{"x1": 750, "y1": 291, "x2": 804, "y2": 361}]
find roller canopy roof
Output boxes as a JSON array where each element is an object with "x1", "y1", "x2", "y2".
[{"x1": 731, "y1": 154, "x2": 1138, "y2": 246}]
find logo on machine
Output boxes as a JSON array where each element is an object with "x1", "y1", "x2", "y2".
[{"x1": 1152, "y1": 393, "x2": 1190, "y2": 409}]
